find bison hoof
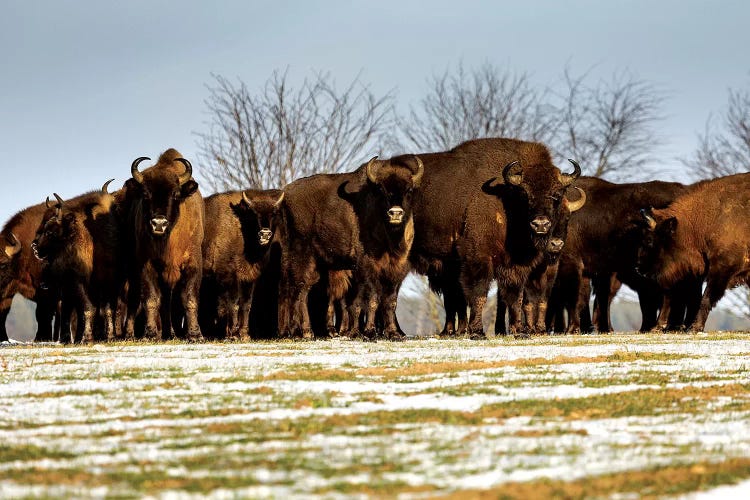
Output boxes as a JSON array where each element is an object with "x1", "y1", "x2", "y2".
[
  {"x1": 383, "y1": 329, "x2": 406, "y2": 342},
  {"x1": 467, "y1": 330, "x2": 486, "y2": 340},
  {"x1": 143, "y1": 327, "x2": 161, "y2": 341},
  {"x1": 186, "y1": 330, "x2": 204, "y2": 343},
  {"x1": 300, "y1": 329, "x2": 314, "y2": 341}
]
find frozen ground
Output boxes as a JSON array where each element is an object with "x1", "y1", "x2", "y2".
[{"x1": 2, "y1": 333, "x2": 750, "y2": 498}]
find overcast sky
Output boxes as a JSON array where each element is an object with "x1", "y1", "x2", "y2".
[{"x1": 1, "y1": 0, "x2": 748, "y2": 222}]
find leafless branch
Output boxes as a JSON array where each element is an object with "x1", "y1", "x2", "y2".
[
  {"x1": 551, "y1": 68, "x2": 666, "y2": 180},
  {"x1": 682, "y1": 86, "x2": 750, "y2": 179},
  {"x1": 195, "y1": 70, "x2": 397, "y2": 191}
]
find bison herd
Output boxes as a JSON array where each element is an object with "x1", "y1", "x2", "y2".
[{"x1": 0, "y1": 137, "x2": 747, "y2": 344}]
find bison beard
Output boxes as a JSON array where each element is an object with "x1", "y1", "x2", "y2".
[{"x1": 124, "y1": 150, "x2": 204, "y2": 341}]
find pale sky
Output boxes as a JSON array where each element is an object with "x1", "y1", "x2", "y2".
[{"x1": 1, "y1": 0, "x2": 749, "y2": 223}]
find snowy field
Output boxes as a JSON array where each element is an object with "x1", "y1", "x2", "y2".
[{"x1": 3, "y1": 333, "x2": 750, "y2": 498}]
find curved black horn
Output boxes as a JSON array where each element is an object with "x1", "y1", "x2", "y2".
[
  {"x1": 131, "y1": 157, "x2": 150, "y2": 184},
  {"x1": 53, "y1": 193, "x2": 64, "y2": 208},
  {"x1": 101, "y1": 178, "x2": 115, "y2": 194},
  {"x1": 502, "y1": 161, "x2": 523, "y2": 186},
  {"x1": 559, "y1": 159, "x2": 582, "y2": 186},
  {"x1": 45, "y1": 196, "x2": 51, "y2": 209},
  {"x1": 174, "y1": 158, "x2": 193, "y2": 185}
]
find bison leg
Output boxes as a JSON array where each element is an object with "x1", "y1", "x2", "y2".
[
  {"x1": 33, "y1": 290, "x2": 57, "y2": 342},
  {"x1": 141, "y1": 265, "x2": 162, "y2": 341},
  {"x1": 75, "y1": 285, "x2": 95, "y2": 344},
  {"x1": 500, "y1": 285, "x2": 525, "y2": 338},
  {"x1": 463, "y1": 277, "x2": 490, "y2": 340},
  {"x1": 592, "y1": 275, "x2": 616, "y2": 333},
  {"x1": 689, "y1": 273, "x2": 730, "y2": 333},
  {"x1": 652, "y1": 293, "x2": 671, "y2": 332},
  {"x1": 180, "y1": 268, "x2": 203, "y2": 343},
  {"x1": 380, "y1": 284, "x2": 404, "y2": 341},
  {"x1": 0, "y1": 298, "x2": 10, "y2": 342},
  {"x1": 637, "y1": 285, "x2": 662, "y2": 332},
  {"x1": 441, "y1": 281, "x2": 466, "y2": 338},
  {"x1": 237, "y1": 282, "x2": 254, "y2": 341}
]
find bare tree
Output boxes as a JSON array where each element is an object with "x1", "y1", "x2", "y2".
[
  {"x1": 196, "y1": 70, "x2": 396, "y2": 191},
  {"x1": 683, "y1": 86, "x2": 750, "y2": 179},
  {"x1": 552, "y1": 68, "x2": 665, "y2": 180},
  {"x1": 403, "y1": 62, "x2": 558, "y2": 152}
]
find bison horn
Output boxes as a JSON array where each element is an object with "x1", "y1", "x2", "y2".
[
  {"x1": 45, "y1": 196, "x2": 51, "y2": 209},
  {"x1": 53, "y1": 193, "x2": 64, "y2": 219},
  {"x1": 130, "y1": 156, "x2": 150, "y2": 184},
  {"x1": 366, "y1": 156, "x2": 379, "y2": 184},
  {"x1": 411, "y1": 156, "x2": 424, "y2": 187},
  {"x1": 640, "y1": 208, "x2": 657, "y2": 230},
  {"x1": 502, "y1": 161, "x2": 523, "y2": 186},
  {"x1": 274, "y1": 191, "x2": 285, "y2": 208},
  {"x1": 241, "y1": 191, "x2": 253, "y2": 208},
  {"x1": 4, "y1": 232, "x2": 22, "y2": 258},
  {"x1": 565, "y1": 186, "x2": 587, "y2": 213},
  {"x1": 101, "y1": 178, "x2": 115, "y2": 194},
  {"x1": 559, "y1": 159, "x2": 582, "y2": 187},
  {"x1": 174, "y1": 158, "x2": 193, "y2": 185}
]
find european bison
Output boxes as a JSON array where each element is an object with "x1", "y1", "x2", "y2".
[
  {"x1": 123, "y1": 149, "x2": 204, "y2": 341},
  {"x1": 637, "y1": 172, "x2": 750, "y2": 332},
  {"x1": 31, "y1": 182, "x2": 123, "y2": 343},
  {"x1": 550, "y1": 177, "x2": 695, "y2": 333},
  {"x1": 201, "y1": 189, "x2": 285, "y2": 340},
  {"x1": 408, "y1": 138, "x2": 582, "y2": 337},
  {"x1": 280, "y1": 155, "x2": 423, "y2": 340},
  {"x1": 0, "y1": 202, "x2": 58, "y2": 342}
]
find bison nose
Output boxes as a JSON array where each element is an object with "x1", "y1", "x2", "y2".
[
  {"x1": 548, "y1": 238, "x2": 564, "y2": 253},
  {"x1": 258, "y1": 228, "x2": 273, "y2": 245},
  {"x1": 530, "y1": 216, "x2": 551, "y2": 234},
  {"x1": 150, "y1": 216, "x2": 169, "y2": 235},
  {"x1": 387, "y1": 206, "x2": 404, "y2": 224}
]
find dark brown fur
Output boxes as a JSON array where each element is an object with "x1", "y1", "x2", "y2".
[
  {"x1": 200, "y1": 189, "x2": 284, "y2": 340},
  {"x1": 123, "y1": 149, "x2": 204, "y2": 341},
  {"x1": 280, "y1": 156, "x2": 422, "y2": 340},
  {"x1": 407, "y1": 138, "x2": 580, "y2": 338},
  {"x1": 32, "y1": 190, "x2": 123, "y2": 343}
]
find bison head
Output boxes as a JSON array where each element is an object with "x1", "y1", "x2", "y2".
[
  {"x1": 548, "y1": 186, "x2": 586, "y2": 259},
  {"x1": 635, "y1": 207, "x2": 680, "y2": 287},
  {"x1": 365, "y1": 155, "x2": 424, "y2": 227},
  {"x1": 31, "y1": 194, "x2": 74, "y2": 262},
  {"x1": 126, "y1": 156, "x2": 199, "y2": 237},
  {"x1": 498, "y1": 159, "x2": 584, "y2": 248},
  {"x1": 238, "y1": 189, "x2": 285, "y2": 247}
]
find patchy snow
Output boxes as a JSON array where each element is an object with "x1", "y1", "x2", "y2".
[{"x1": 2, "y1": 334, "x2": 750, "y2": 497}]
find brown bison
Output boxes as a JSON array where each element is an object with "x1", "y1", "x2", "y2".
[
  {"x1": 496, "y1": 186, "x2": 586, "y2": 335},
  {"x1": 31, "y1": 181, "x2": 123, "y2": 343},
  {"x1": 0, "y1": 202, "x2": 59, "y2": 342},
  {"x1": 280, "y1": 155, "x2": 423, "y2": 340},
  {"x1": 200, "y1": 189, "x2": 285, "y2": 340},
  {"x1": 637, "y1": 172, "x2": 750, "y2": 332},
  {"x1": 408, "y1": 138, "x2": 582, "y2": 337},
  {"x1": 123, "y1": 149, "x2": 204, "y2": 341},
  {"x1": 548, "y1": 177, "x2": 697, "y2": 333}
]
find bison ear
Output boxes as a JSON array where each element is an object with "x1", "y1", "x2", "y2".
[
  {"x1": 124, "y1": 178, "x2": 142, "y2": 194},
  {"x1": 180, "y1": 180, "x2": 199, "y2": 199},
  {"x1": 660, "y1": 216, "x2": 678, "y2": 235}
]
